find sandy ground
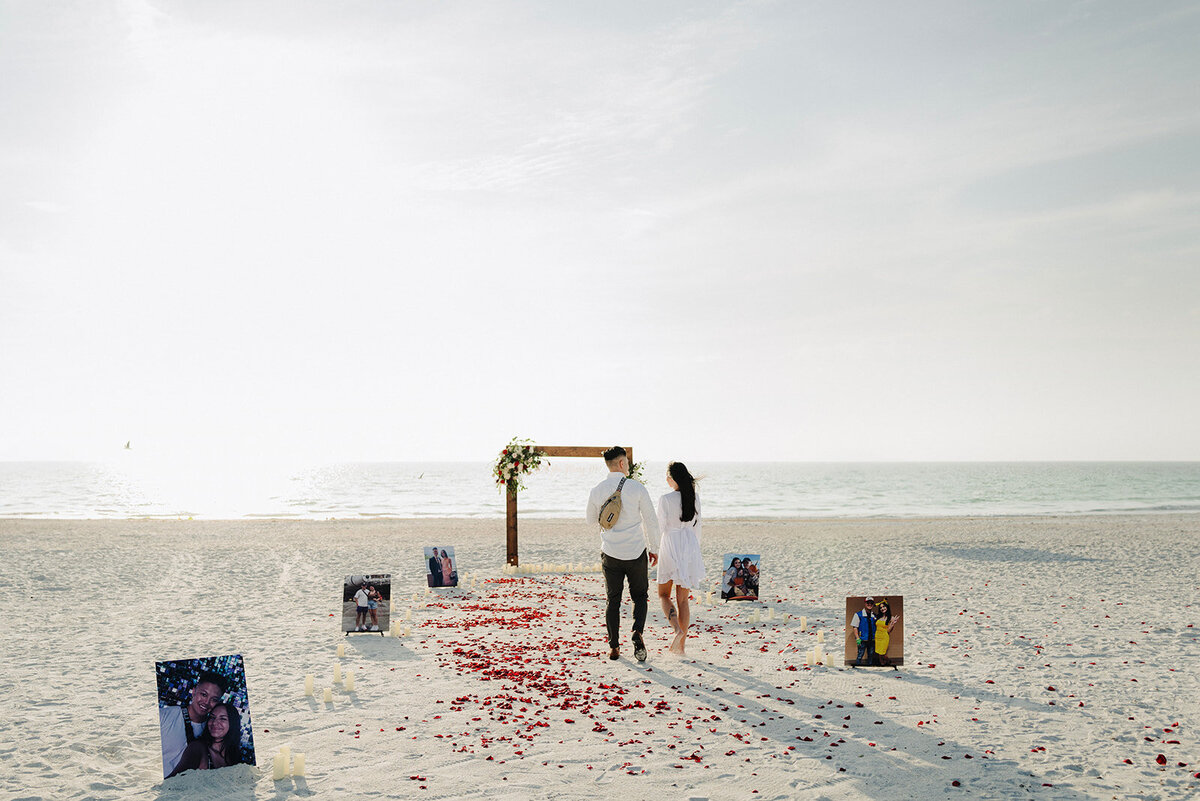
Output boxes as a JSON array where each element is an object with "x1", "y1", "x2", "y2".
[{"x1": 1, "y1": 515, "x2": 1197, "y2": 800}]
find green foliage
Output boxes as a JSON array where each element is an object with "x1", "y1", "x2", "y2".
[{"x1": 492, "y1": 437, "x2": 547, "y2": 496}]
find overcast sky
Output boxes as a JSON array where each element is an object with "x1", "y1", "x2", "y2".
[{"x1": 2, "y1": 0, "x2": 1198, "y2": 462}]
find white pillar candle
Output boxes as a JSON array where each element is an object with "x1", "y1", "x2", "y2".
[
  {"x1": 815, "y1": 645, "x2": 824, "y2": 665},
  {"x1": 817, "y1": 630, "x2": 825, "y2": 643},
  {"x1": 344, "y1": 673, "x2": 355, "y2": 691},
  {"x1": 391, "y1": 622, "x2": 400, "y2": 637},
  {"x1": 767, "y1": 608, "x2": 775, "y2": 620},
  {"x1": 292, "y1": 753, "x2": 305, "y2": 777},
  {"x1": 403, "y1": 625, "x2": 411, "y2": 636},
  {"x1": 323, "y1": 687, "x2": 333, "y2": 703},
  {"x1": 333, "y1": 664, "x2": 342, "y2": 683},
  {"x1": 412, "y1": 592, "x2": 418, "y2": 602},
  {"x1": 272, "y1": 753, "x2": 287, "y2": 780},
  {"x1": 304, "y1": 674, "x2": 314, "y2": 696},
  {"x1": 279, "y1": 745, "x2": 291, "y2": 765},
  {"x1": 404, "y1": 608, "x2": 412, "y2": 620},
  {"x1": 800, "y1": 616, "x2": 807, "y2": 630},
  {"x1": 337, "y1": 643, "x2": 345, "y2": 657}
]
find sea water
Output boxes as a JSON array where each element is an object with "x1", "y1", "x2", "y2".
[{"x1": 1, "y1": 460, "x2": 1198, "y2": 519}]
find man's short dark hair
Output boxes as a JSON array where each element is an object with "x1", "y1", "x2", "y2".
[
  {"x1": 602, "y1": 446, "x2": 627, "y2": 462},
  {"x1": 196, "y1": 671, "x2": 230, "y2": 694}
]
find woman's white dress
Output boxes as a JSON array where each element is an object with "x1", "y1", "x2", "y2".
[{"x1": 656, "y1": 491, "x2": 705, "y2": 589}]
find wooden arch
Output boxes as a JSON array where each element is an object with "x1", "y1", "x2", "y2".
[{"x1": 506, "y1": 445, "x2": 634, "y2": 566}]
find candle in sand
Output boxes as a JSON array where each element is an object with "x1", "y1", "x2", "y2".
[
  {"x1": 337, "y1": 643, "x2": 345, "y2": 657},
  {"x1": 800, "y1": 616, "x2": 807, "y2": 630},
  {"x1": 323, "y1": 687, "x2": 333, "y2": 703},
  {"x1": 292, "y1": 753, "x2": 305, "y2": 776},
  {"x1": 272, "y1": 753, "x2": 287, "y2": 780},
  {"x1": 279, "y1": 745, "x2": 291, "y2": 765},
  {"x1": 304, "y1": 674, "x2": 314, "y2": 696}
]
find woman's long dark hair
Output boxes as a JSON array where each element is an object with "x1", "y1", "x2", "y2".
[
  {"x1": 205, "y1": 702, "x2": 245, "y2": 766},
  {"x1": 668, "y1": 461, "x2": 698, "y2": 522}
]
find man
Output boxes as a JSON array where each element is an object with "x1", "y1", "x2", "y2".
[
  {"x1": 586, "y1": 446, "x2": 659, "y2": 662},
  {"x1": 850, "y1": 597, "x2": 878, "y2": 667},
  {"x1": 428, "y1": 548, "x2": 442, "y2": 588},
  {"x1": 159, "y1": 670, "x2": 228, "y2": 777},
  {"x1": 354, "y1": 583, "x2": 371, "y2": 631}
]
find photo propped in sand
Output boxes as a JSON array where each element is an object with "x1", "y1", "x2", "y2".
[
  {"x1": 720, "y1": 553, "x2": 760, "y2": 600},
  {"x1": 343, "y1": 574, "x2": 391, "y2": 633},
  {"x1": 156, "y1": 653, "x2": 255, "y2": 779},
  {"x1": 844, "y1": 595, "x2": 904, "y2": 666},
  {"x1": 425, "y1": 546, "x2": 458, "y2": 588}
]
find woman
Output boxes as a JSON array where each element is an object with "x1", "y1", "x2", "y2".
[
  {"x1": 167, "y1": 702, "x2": 243, "y2": 777},
  {"x1": 874, "y1": 599, "x2": 901, "y2": 666},
  {"x1": 721, "y1": 557, "x2": 742, "y2": 600},
  {"x1": 440, "y1": 549, "x2": 454, "y2": 586},
  {"x1": 367, "y1": 584, "x2": 381, "y2": 631},
  {"x1": 656, "y1": 462, "x2": 704, "y2": 655}
]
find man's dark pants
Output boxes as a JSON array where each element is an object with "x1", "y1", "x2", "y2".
[
  {"x1": 601, "y1": 550, "x2": 649, "y2": 649},
  {"x1": 856, "y1": 638, "x2": 879, "y2": 666}
]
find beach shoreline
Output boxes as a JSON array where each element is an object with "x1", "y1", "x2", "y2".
[{"x1": 2, "y1": 515, "x2": 1197, "y2": 800}]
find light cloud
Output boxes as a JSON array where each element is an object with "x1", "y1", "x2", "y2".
[{"x1": 1, "y1": 0, "x2": 1198, "y2": 461}]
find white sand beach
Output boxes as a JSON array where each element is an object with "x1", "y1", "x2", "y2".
[{"x1": 1, "y1": 515, "x2": 1197, "y2": 800}]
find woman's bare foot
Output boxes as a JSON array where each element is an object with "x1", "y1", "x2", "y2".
[{"x1": 669, "y1": 629, "x2": 686, "y2": 655}]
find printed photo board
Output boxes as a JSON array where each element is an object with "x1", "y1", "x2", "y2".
[
  {"x1": 720, "y1": 553, "x2": 761, "y2": 601},
  {"x1": 425, "y1": 546, "x2": 458, "y2": 588},
  {"x1": 844, "y1": 596, "x2": 904, "y2": 666},
  {"x1": 343, "y1": 574, "x2": 391, "y2": 634},
  {"x1": 156, "y1": 653, "x2": 255, "y2": 779}
]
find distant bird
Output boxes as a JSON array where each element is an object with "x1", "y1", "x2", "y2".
[{"x1": 124, "y1": 441, "x2": 131, "y2": 450}]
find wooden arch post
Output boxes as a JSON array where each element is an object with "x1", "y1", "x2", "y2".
[{"x1": 506, "y1": 445, "x2": 634, "y2": 566}]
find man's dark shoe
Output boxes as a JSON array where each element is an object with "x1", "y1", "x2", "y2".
[
  {"x1": 632, "y1": 634, "x2": 647, "y2": 662},
  {"x1": 609, "y1": 647, "x2": 620, "y2": 661}
]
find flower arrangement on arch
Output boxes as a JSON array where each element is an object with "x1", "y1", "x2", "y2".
[{"x1": 493, "y1": 437, "x2": 547, "y2": 496}]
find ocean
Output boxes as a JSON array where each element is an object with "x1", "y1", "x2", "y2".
[{"x1": 1, "y1": 459, "x2": 1198, "y2": 519}]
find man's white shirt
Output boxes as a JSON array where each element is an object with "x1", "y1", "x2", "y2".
[
  {"x1": 160, "y1": 705, "x2": 202, "y2": 776},
  {"x1": 586, "y1": 471, "x2": 660, "y2": 560}
]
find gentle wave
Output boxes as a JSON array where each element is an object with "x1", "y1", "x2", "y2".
[{"x1": 1, "y1": 460, "x2": 1198, "y2": 520}]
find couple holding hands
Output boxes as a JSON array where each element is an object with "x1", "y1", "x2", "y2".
[{"x1": 586, "y1": 447, "x2": 704, "y2": 661}]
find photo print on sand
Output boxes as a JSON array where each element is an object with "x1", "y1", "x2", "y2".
[
  {"x1": 720, "y1": 553, "x2": 761, "y2": 601},
  {"x1": 156, "y1": 653, "x2": 255, "y2": 779},
  {"x1": 425, "y1": 546, "x2": 458, "y2": 588},
  {"x1": 343, "y1": 574, "x2": 391, "y2": 634},
  {"x1": 844, "y1": 596, "x2": 904, "y2": 667}
]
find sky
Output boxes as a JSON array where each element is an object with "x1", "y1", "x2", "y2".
[{"x1": 2, "y1": 0, "x2": 1198, "y2": 463}]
